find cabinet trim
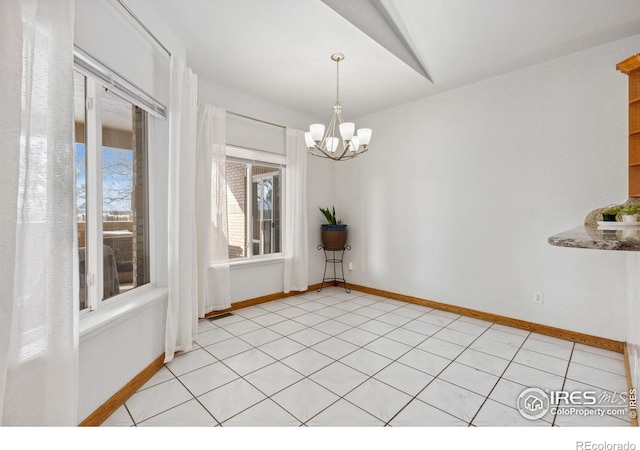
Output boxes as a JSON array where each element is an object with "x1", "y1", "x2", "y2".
[{"x1": 617, "y1": 54, "x2": 640, "y2": 75}]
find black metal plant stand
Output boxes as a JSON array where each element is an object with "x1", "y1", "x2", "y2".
[{"x1": 317, "y1": 244, "x2": 351, "y2": 293}]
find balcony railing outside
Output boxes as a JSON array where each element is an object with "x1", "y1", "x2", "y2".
[{"x1": 78, "y1": 219, "x2": 135, "y2": 296}]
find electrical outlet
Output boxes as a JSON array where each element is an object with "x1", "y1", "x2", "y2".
[
  {"x1": 348, "y1": 261, "x2": 353, "y2": 271},
  {"x1": 534, "y1": 292, "x2": 543, "y2": 304}
]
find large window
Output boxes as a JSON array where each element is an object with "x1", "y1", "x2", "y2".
[
  {"x1": 226, "y1": 159, "x2": 282, "y2": 260},
  {"x1": 74, "y1": 71, "x2": 150, "y2": 311}
]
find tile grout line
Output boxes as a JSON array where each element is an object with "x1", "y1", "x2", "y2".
[
  {"x1": 162, "y1": 299, "x2": 484, "y2": 425},
  {"x1": 264, "y1": 294, "x2": 413, "y2": 425},
  {"x1": 560, "y1": 344, "x2": 632, "y2": 426},
  {"x1": 130, "y1": 295, "x2": 433, "y2": 425},
  {"x1": 384, "y1": 317, "x2": 513, "y2": 426},
  {"x1": 171, "y1": 365, "x2": 224, "y2": 427},
  {"x1": 124, "y1": 291, "x2": 625, "y2": 427},
  {"x1": 299, "y1": 317, "x2": 436, "y2": 425},
  {"x1": 123, "y1": 402, "x2": 136, "y2": 427},
  {"x1": 187, "y1": 338, "x2": 300, "y2": 426},
  {"x1": 158, "y1": 335, "x2": 303, "y2": 426},
  {"x1": 552, "y1": 342, "x2": 576, "y2": 427},
  {"x1": 466, "y1": 328, "x2": 535, "y2": 427},
  {"x1": 209, "y1": 298, "x2": 517, "y2": 426},
  {"x1": 294, "y1": 298, "x2": 454, "y2": 425},
  {"x1": 225, "y1": 294, "x2": 451, "y2": 425},
  {"x1": 130, "y1": 359, "x2": 221, "y2": 427},
  {"x1": 202, "y1": 305, "x2": 404, "y2": 425},
  {"x1": 207, "y1": 293, "x2": 388, "y2": 425}
]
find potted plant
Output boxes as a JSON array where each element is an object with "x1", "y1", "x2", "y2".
[
  {"x1": 319, "y1": 206, "x2": 348, "y2": 250},
  {"x1": 620, "y1": 204, "x2": 640, "y2": 222},
  {"x1": 601, "y1": 205, "x2": 622, "y2": 222}
]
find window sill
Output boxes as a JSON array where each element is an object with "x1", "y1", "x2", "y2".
[
  {"x1": 79, "y1": 284, "x2": 168, "y2": 343},
  {"x1": 229, "y1": 254, "x2": 285, "y2": 269}
]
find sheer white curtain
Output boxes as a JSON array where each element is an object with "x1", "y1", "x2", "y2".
[
  {"x1": 0, "y1": 0, "x2": 77, "y2": 425},
  {"x1": 284, "y1": 128, "x2": 309, "y2": 292},
  {"x1": 165, "y1": 57, "x2": 198, "y2": 363},
  {"x1": 196, "y1": 105, "x2": 231, "y2": 315}
]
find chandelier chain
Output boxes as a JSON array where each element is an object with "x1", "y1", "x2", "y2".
[{"x1": 336, "y1": 56, "x2": 340, "y2": 104}]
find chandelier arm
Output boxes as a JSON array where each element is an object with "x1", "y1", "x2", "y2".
[
  {"x1": 326, "y1": 114, "x2": 338, "y2": 141},
  {"x1": 340, "y1": 130, "x2": 352, "y2": 156},
  {"x1": 336, "y1": 151, "x2": 358, "y2": 161},
  {"x1": 315, "y1": 143, "x2": 364, "y2": 161},
  {"x1": 323, "y1": 109, "x2": 339, "y2": 154},
  {"x1": 312, "y1": 152, "x2": 355, "y2": 161},
  {"x1": 312, "y1": 144, "x2": 330, "y2": 158}
]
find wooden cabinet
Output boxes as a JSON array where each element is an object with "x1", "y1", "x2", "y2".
[{"x1": 617, "y1": 54, "x2": 640, "y2": 197}]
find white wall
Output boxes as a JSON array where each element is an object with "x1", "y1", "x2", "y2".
[
  {"x1": 120, "y1": 0, "x2": 187, "y2": 61},
  {"x1": 78, "y1": 293, "x2": 166, "y2": 420},
  {"x1": 198, "y1": 79, "x2": 334, "y2": 301},
  {"x1": 335, "y1": 35, "x2": 640, "y2": 342}
]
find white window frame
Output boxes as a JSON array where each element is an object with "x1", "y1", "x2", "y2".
[
  {"x1": 77, "y1": 72, "x2": 153, "y2": 314},
  {"x1": 225, "y1": 145, "x2": 286, "y2": 264},
  {"x1": 84, "y1": 76, "x2": 104, "y2": 311},
  {"x1": 248, "y1": 167, "x2": 281, "y2": 258}
]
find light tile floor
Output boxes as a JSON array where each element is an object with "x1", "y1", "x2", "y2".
[{"x1": 103, "y1": 287, "x2": 632, "y2": 427}]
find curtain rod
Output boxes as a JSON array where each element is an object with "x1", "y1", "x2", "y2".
[
  {"x1": 114, "y1": 2, "x2": 289, "y2": 131},
  {"x1": 228, "y1": 111, "x2": 287, "y2": 130},
  {"x1": 116, "y1": 0, "x2": 171, "y2": 57},
  {"x1": 113, "y1": 3, "x2": 293, "y2": 134}
]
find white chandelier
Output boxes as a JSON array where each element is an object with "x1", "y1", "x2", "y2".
[{"x1": 305, "y1": 53, "x2": 371, "y2": 161}]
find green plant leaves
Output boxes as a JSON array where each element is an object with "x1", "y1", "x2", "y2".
[
  {"x1": 621, "y1": 204, "x2": 640, "y2": 215},
  {"x1": 319, "y1": 206, "x2": 338, "y2": 225}
]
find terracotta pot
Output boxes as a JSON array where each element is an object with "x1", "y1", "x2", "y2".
[{"x1": 321, "y1": 224, "x2": 348, "y2": 250}]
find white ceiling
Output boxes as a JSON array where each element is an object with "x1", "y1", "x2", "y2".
[{"x1": 148, "y1": 0, "x2": 640, "y2": 119}]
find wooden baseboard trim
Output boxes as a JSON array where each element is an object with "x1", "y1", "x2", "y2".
[
  {"x1": 624, "y1": 343, "x2": 638, "y2": 426},
  {"x1": 342, "y1": 283, "x2": 624, "y2": 353},
  {"x1": 79, "y1": 353, "x2": 165, "y2": 426},
  {"x1": 204, "y1": 283, "x2": 323, "y2": 319}
]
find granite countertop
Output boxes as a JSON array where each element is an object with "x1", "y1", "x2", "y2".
[
  {"x1": 548, "y1": 201, "x2": 640, "y2": 251},
  {"x1": 548, "y1": 225, "x2": 640, "y2": 251}
]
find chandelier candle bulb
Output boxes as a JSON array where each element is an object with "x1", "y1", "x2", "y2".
[
  {"x1": 310, "y1": 124, "x2": 325, "y2": 142},
  {"x1": 350, "y1": 136, "x2": 360, "y2": 151},
  {"x1": 304, "y1": 132, "x2": 315, "y2": 148},
  {"x1": 339, "y1": 122, "x2": 355, "y2": 140},
  {"x1": 357, "y1": 128, "x2": 372, "y2": 146},
  {"x1": 326, "y1": 137, "x2": 339, "y2": 153},
  {"x1": 305, "y1": 53, "x2": 372, "y2": 161}
]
